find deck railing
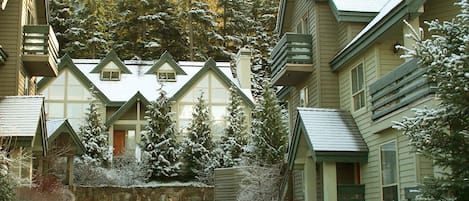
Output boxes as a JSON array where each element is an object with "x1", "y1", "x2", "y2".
[
  {"x1": 369, "y1": 59, "x2": 434, "y2": 120},
  {"x1": 337, "y1": 184, "x2": 365, "y2": 201},
  {"x1": 270, "y1": 33, "x2": 312, "y2": 79},
  {"x1": 23, "y1": 25, "x2": 59, "y2": 62}
]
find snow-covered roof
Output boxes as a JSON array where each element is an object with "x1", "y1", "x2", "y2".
[
  {"x1": 0, "y1": 96, "x2": 44, "y2": 137},
  {"x1": 296, "y1": 108, "x2": 368, "y2": 152},
  {"x1": 70, "y1": 59, "x2": 253, "y2": 103},
  {"x1": 331, "y1": 0, "x2": 403, "y2": 67},
  {"x1": 331, "y1": 0, "x2": 389, "y2": 12}
]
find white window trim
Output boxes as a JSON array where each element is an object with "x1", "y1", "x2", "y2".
[
  {"x1": 157, "y1": 71, "x2": 177, "y2": 82},
  {"x1": 380, "y1": 140, "x2": 400, "y2": 201},
  {"x1": 350, "y1": 62, "x2": 366, "y2": 112},
  {"x1": 101, "y1": 70, "x2": 121, "y2": 81},
  {"x1": 300, "y1": 86, "x2": 308, "y2": 107}
]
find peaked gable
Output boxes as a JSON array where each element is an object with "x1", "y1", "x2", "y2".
[
  {"x1": 105, "y1": 91, "x2": 150, "y2": 126},
  {"x1": 170, "y1": 58, "x2": 254, "y2": 108},
  {"x1": 37, "y1": 54, "x2": 111, "y2": 104},
  {"x1": 145, "y1": 51, "x2": 186, "y2": 75},
  {"x1": 90, "y1": 50, "x2": 132, "y2": 74},
  {"x1": 47, "y1": 119, "x2": 86, "y2": 155}
]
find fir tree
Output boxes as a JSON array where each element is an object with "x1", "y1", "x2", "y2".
[
  {"x1": 393, "y1": 1, "x2": 469, "y2": 200},
  {"x1": 186, "y1": 1, "x2": 226, "y2": 61},
  {"x1": 219, "y1": 86, "x2": 249, "y2": 167},
  {"x1": 78, "y1": 88, "x2": 111, "y2": 166},
  {"x1": 140, "y1": 89, "x2": 180, "y2": 180},
  {"x1": 180, "y1": 93, "x2": 215, "y2": 179},
  {"x1": 250, "y1": 80, "x2": 288, "y2": 165}
]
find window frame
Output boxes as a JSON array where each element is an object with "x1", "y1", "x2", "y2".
[
  {"x1": 300, "y1": 86, "x2": 308, "y2": 107},
  {"x1": 380, "y1": 140, "x2": 399, "y2": 201},
  {"x1": 350, "y1": 63, "x2": 365, "y2": 111},
  {"x1": 157, "y1": 71, "x2": 177, "y2": 82},
  {"x1": 101, "y1": 70, "x2": 121, "y2": 81}
]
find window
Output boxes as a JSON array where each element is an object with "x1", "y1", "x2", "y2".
[
  {"x1": 300, "y1": 86, "x2": 308, "y2": 107},
  {"x1": 158, "y1": 71, "x2": 176, "y2": 82},
  {"x1": 351, "y1": 63, "x2": 365, "y2": 111},
  {"x1": 381, "y1": 141, "x2": 398, "y2": 201},
  {"x1": 296, "y1": 16, "x2": 308, "y2": 34},
  {"x1": 101, "y1": 70, "x2": 120, "y2": 80}
]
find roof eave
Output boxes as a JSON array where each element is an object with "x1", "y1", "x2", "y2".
[{"x1": 330, "y1": 0, "x2": 424, "y2": 72}]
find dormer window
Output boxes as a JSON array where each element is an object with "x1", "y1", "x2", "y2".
[
  {"x1": 101, "y1": 70, "x2": 121, "y2": 81},
  {"x1": 158, "y1": 71, "x2": 176, "y2": 82}
]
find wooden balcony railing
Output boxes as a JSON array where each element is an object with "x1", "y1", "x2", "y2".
[
  {"x1": 337, "y1": 184, "x2": 365, "y2": 201},
  {"x1": 270, "y1": 33, "x2": 313, "y2": 86},
  {"x1": 0, "y1": 45, "x2": 7, "y2": 65},
  {"x1": 369, "y1": 59, "x2": 434, "y2": 120},
  {"x1": 22, "y1": 25, "x2": 59, "y2": 77}
]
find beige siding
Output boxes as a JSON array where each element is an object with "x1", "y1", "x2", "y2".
[
  {"x1": 0, "y1": 0, "x2": 22, "y2": 96},
  {"x1": 315, "y1": 2, "x2": 339, "y2": 108},
  {"x1": 337, "y1": 22, "x2": 366, "y2": 50},
  {"x1": 421, "y1": 0, "x2": 459, "y2": 34}
]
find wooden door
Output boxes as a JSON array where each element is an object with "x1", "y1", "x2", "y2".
[{"x1": 113, "y1": 130, "x2": 125, "y2": 156}]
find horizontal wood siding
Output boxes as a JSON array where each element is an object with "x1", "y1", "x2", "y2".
[
  {"x1": 421, "y1": 0, "x2": 459, "y2": 35},
  {"x1": 338, "y1": 22, "x2": 348, "y2": 50},
  {"x1": 316, "y1": 2, "x2": 339, "y2": 108},
  {"x1": 214, "y1": 167, "x2": 247, "y2": 201},
  {"x1": 0, "y1": 0, "x2": 22, "y2": 96},
  {"x1": 377, "y1": 33, "x2": 403, "y2": 77}
]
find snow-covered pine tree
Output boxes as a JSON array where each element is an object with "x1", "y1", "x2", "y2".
[
  {"x1": 393, "y1": 1, "x2": 469, "y2": 200},
  {"x1": 219, "y1": 86, "x2": 249, "y2": 167},
  {"x1": 186, "y1": 1, "x2": 226, "y2": 61},
  {"x1": 180, "y1": 93, "x2": 215, "y2": 179},
  {"x1": 250, "y1": 80, "x2": 288, "y2": 165},
  {"x1": 78, "y1": 88, "x2": 111, "y2": 166},
  {"x1": 140, "y1": 89, "x2": 180, "y2": 180}
]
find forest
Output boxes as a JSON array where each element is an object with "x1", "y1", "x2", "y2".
[{"x1": 49, "y1": 0, "x2": 279, "y2": 62}]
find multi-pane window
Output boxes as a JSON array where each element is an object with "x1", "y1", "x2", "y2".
[
  {"x1": 158, "y1": 71, "x2": 176, "y2": 82},
  {"x1": 178, "y1": 73, "x2": 232, "y2": 137},
  {"x1": 351, "y1": 63, "x2": 365, "y2": 111},
  {"x1": 101, "y1": 70, "x2": 120, "y2": 81},
  {"x1": 41, "y1": 69, "x2": 92, "y2": 130},
  {"x1": 381, "y1": 141, "x2": 398, "y2": 201},
  {"x1": 300, "y1": 86, "x2": 308, "y2": 107}
]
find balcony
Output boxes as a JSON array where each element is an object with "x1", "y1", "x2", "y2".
[
  {"x1": 270, "y1": 33, "x2": 313, "y2": 86},
  {"x1": 22, "y1": 25, "x2": 59, "y2": 77},
  {"x1": 0, "y1": 45, "x2": 7, "y2": 65},
  {"x1": 369, "y1": 59, "x2": 434, "y2": 120},
  {"x1": 337, "y1": 184, "x2": 365, "y2": 201}
]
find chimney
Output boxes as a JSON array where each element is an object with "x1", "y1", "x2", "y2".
[{"x1": 235, "y1": 48, "x2": 251, "y2": 89}]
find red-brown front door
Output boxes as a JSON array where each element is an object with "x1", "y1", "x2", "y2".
[{"x1": 113, "y1": 130, "x2": 125, "y2": 156}]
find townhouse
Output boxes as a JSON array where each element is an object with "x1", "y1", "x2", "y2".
[
  {"x1": 0, "y1": 0, "x2": 83, "y2": 185},
  {"x1": 38, "y1": 49, "x2": 254, "y2": 159},
  {"x1": 271, "y1": 0, "x2": 459, "y2": 200}
]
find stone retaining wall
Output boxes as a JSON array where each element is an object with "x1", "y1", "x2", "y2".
[{"x1": 70, "y1": 186, "x2": 214, "y2": 201}]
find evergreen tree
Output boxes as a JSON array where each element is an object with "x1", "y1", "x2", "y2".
[
  {"x1": 219, "y1": 86, "x2": 249, "y2": 167},
  {"x1": 140, "y1": 89, "x2": 180, "y2": 180},
  {"x1": 187, "y1": 1, "x2": 226, "y2": 61},
  {"x1": 49, "y1": 0, "x2": 75, "y2": 57},
  {"x1": 393, "y1": 1, "x2": 469, "y2": 200},
  {"x1": 78, "y1": 88, "x2": 111, "y2": 166},
  {"x1": 180, "y1": 93, "x2": 215, "y2": 178},
  {"x1": 250, "y1": 80, "x2": 288, "y2": 165}
]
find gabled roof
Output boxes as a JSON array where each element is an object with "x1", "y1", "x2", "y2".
[
  {"x1": 90, "y1": 50, "x2": 132, "y2": 74},
  {"x1": 288, "y1": 108, "x2": 368, "y2": 168},
  {"x1": 105, "y1": 92, "x2": 150, "y2": 126},
  {"x1": 145, "y1": 51, "x2": 186, "y2": 75},
  {"x1": 0, "y1": 96, "x2": 44, "y2": 137},
  {"x1": 37, "y1": 54, "x2": 111, "y2": 104},
  {"x1": 37, "y1": 53, "x2": 254, "y2": 109},
  {"x1": 170, "y1": 58, "x2": 255, "y2": 108},
  {"x1": 47, "y1": 119, "x2": 86, "y2": 155},
  {"x1": 330, "y1": 0, "x2": 425, "y2": 71},
  {"x1": 329, "y1": 0, "x2": 388, "y2": 22}
]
